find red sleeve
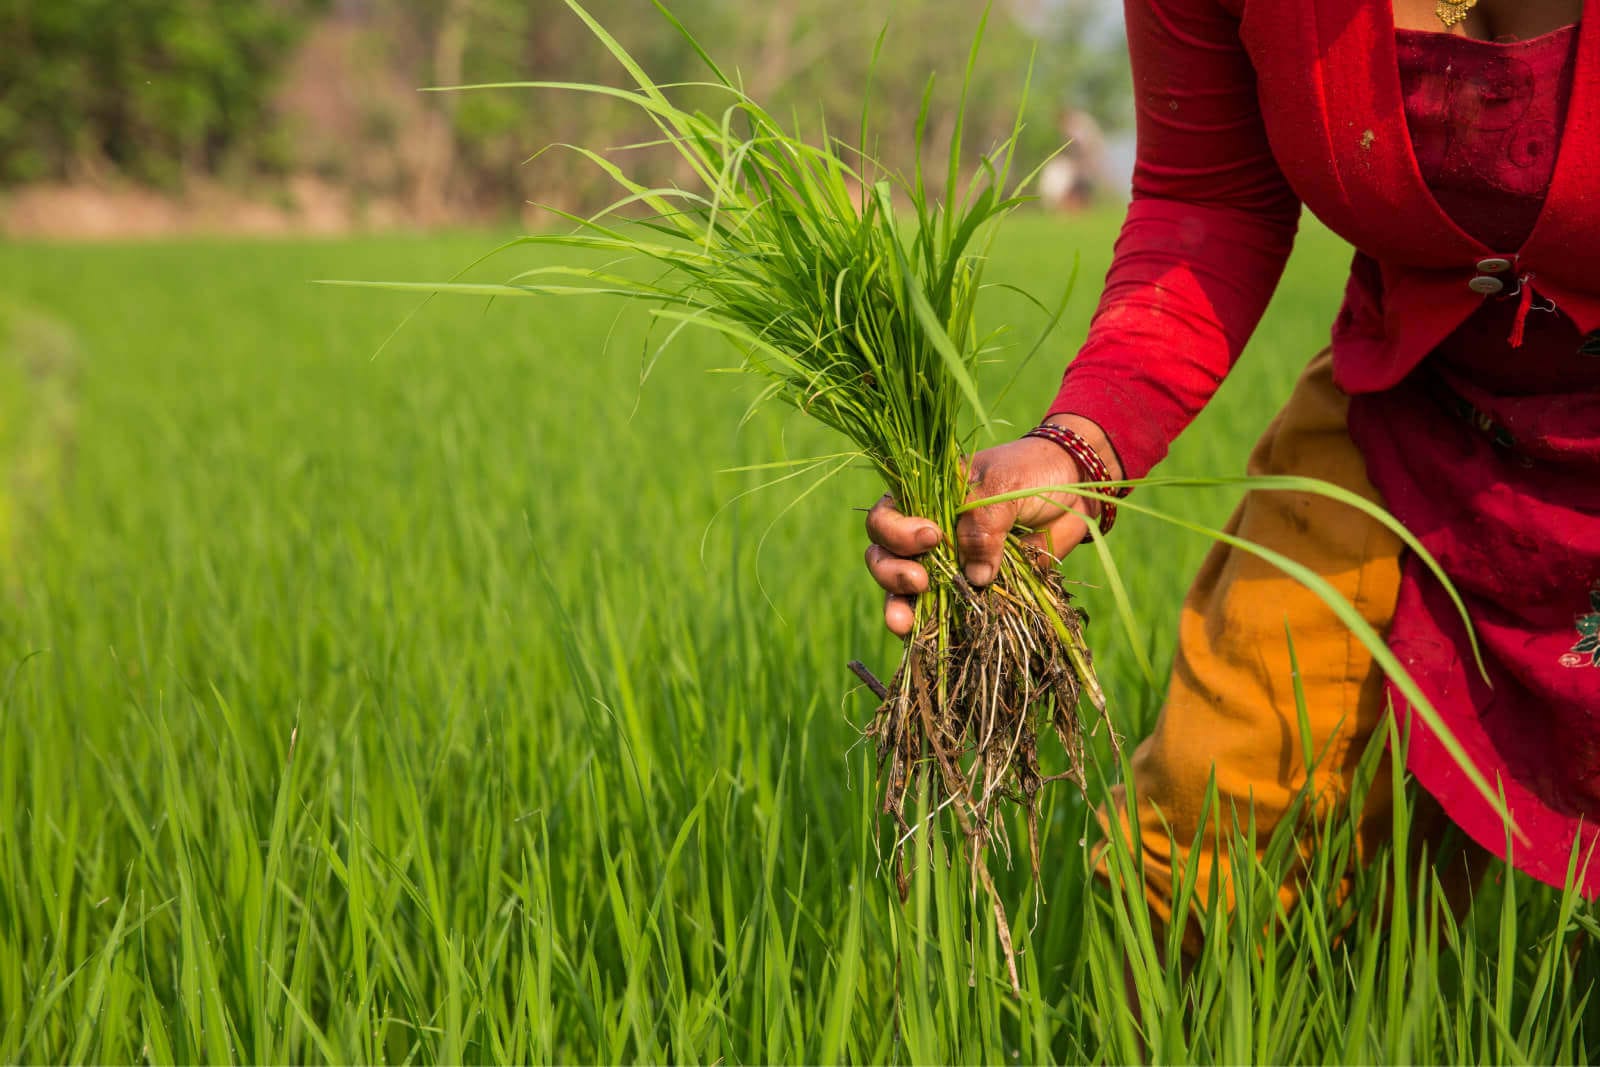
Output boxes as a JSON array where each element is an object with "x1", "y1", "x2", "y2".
[{"x1": 1048, "y1": 0, "x2": 1302, "y2": 479}]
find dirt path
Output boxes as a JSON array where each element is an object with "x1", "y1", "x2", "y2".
[{"x1": 0, "y1": 177, "x2": 425, "y2": 241}]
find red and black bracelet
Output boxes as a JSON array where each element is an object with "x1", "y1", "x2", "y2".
[{"x1": 1023, "y1": 422, "x2": 1129, "y2": 541}]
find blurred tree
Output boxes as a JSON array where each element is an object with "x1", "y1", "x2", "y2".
[{"x1": 0, "y1": 0, "x2": 323, "y2": 186}]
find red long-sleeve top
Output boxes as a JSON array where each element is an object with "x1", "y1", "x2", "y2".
[{"x1": 1050, "y1": 0, "x2": 1600, "y2": 479}]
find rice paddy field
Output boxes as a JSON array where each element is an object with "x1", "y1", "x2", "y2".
[{"x1": 2, "y1": 213, "x2": 1598, "y2": 1063}]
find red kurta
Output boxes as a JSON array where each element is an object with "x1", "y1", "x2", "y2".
[{"x1": 1051, "y1": 1, "x2": 1600, "y2": 893}]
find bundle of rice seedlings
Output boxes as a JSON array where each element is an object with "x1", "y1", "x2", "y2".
[
  {"x1": 331, "y1": 0, "x2": 1521, "y2": 994},
  {"x1": 432, "y1": 0, "x2": 1108, "y2": 986}
]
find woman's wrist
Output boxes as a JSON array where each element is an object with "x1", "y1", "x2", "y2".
[
  {"x1": 1041, "y1": 413, "x2": 1125, "y2": 483},
  {"x1": 1024, "y1": 414, "x2": 1128, "y2": 541}
]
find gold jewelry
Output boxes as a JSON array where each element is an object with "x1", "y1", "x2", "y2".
[{"x1": 1435, "y1": 0, "x2": 1479, "y2": 28}]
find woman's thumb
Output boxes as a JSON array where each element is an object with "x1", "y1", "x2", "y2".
[{"x1": 956, "y1": 502, "x2": 1014, "y2": 588}]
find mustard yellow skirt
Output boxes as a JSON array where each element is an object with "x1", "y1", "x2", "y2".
[{"x1": 1104, "y1": 349, "x2": 1486, "y2": 946}]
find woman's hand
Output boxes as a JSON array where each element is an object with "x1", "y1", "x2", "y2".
[{"x1": 864, "y1": 415, "x2": 1120, "y2": 637}]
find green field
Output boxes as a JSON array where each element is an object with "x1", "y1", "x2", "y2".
[{"x1": 2, "y1": 216, "x2": 1596, "y2": 1063}]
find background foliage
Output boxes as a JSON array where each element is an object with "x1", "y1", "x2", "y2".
[
  {"x1": 0, "y1": 0, "x2": 1130, "y2": 216},
  {"x1": 0, "y1": 0, "x2": 323, "y2": 186}
]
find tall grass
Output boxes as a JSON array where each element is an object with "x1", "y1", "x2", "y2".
[{"x1": 0, "y1": 225, "x2": 1594, "y2": 1061}]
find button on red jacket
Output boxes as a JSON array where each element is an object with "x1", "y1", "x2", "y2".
[{"x1": 1052, "y1": 0, "x2": 1600, "y2": 479}]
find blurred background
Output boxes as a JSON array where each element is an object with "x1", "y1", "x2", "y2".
[{"x1": 0, "y1": 0, "x2": 1134, "y2": 238}]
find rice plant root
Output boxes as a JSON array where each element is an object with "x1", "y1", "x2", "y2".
[{"x1": 866, "y1": 536, "x2": 1114, "y2": 992}]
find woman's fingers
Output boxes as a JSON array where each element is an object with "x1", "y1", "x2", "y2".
[
  {"x1": 956, "y1": 503, "x2": 1015, "y2": 587},
  {"x1": 959, "y1": 449, "x2": 1026, "y2": 587},
  {"x1": 863, "y1": 432, "x2": 1095, "y2": 631},
  {"x1": 865, "y1": 494, "x2": 942, "y2": 556},
  {"x1": 884, "y1": 593, "x2": 917, "y2": 637},
  {"x1": 865, "y1": 544, "x2": 930, "y2": 595},
  {"x1": 864, "y1": 496, "x2": 939, "y2": 637}
]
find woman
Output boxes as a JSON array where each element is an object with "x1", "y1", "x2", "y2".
[{"x1": 863, "y1": 0, "x2": 1600, "y2": 938}]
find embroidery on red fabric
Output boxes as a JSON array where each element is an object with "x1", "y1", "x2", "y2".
[{"x1": 1561, "y1": 583, "x2": 1600, "y2": 669}]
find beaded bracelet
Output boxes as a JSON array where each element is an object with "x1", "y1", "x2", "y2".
[{"x1": 1023, "y1": 422, "x2": 1128, "y2": 541}]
